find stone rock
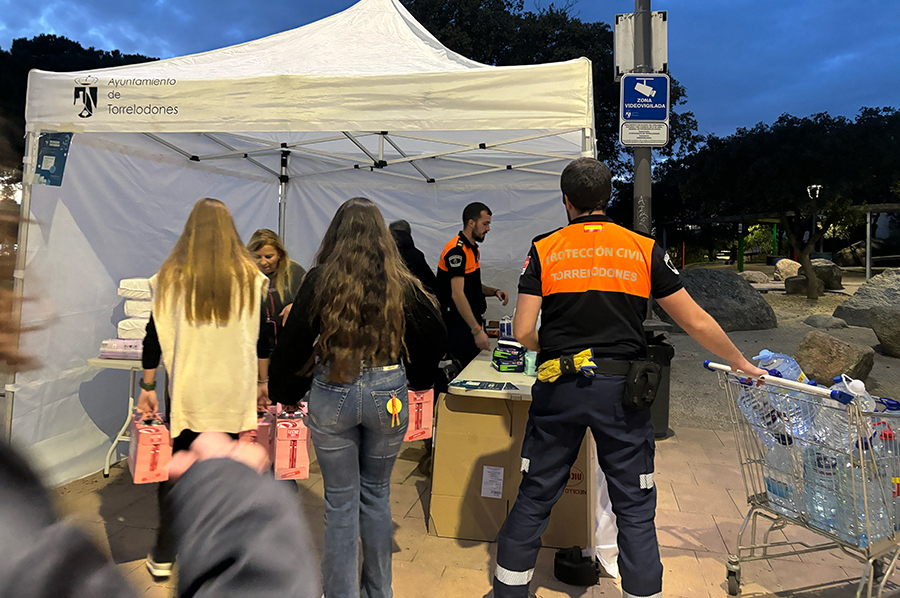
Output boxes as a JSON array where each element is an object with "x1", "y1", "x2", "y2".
[
  {"x1": 798, "y1": 258, "x2": 843, "y2": 290},
  {"x1": 795, "y1": 330, "x2": 875, "y2": 383},
  {"x1": 869, "y1": 306, "x2": 900, "y2": 358},
  {"x1": 784, "y1": 275, "x2": 824, "y2": 297},
  {"x1": 803, "y1": 314, "x2": 848, "y2": 330},
  {"x1": 774, "y1": 259, "x2": 801, "y2": 281},
  {"x1": 833, "y1": 268, "x2": 900, "y2": 327},
  {"x1": 652, "y1": 269, "x2": 777, "y2": 332},
  {"x1": 738, "y1": 270, "x2": 768, "y2": 284}
]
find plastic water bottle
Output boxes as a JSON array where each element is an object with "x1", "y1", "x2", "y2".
[
  {"x1": 763, "y1": 436, "x2": 798, "y2": 517},
  {"x1": 840, "y1": 438, "x2": 890, "y2": 547},
  {"x1": 875, "y1": 422, "x2": 900, "y2": 532},
  {"x1": 736, "y1": 384, "x2": 782, "y2": 450},
  {"x1": 753, "y1": 350, "x2": 815, "y2": 440},
  {"x1": 825, "y1": 376, "x2": 877, "y2": 449},
  {"x1": 802, "y1": 446, "x2": 842, "y2": 535}
]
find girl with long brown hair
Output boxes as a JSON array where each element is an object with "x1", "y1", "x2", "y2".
[
  {"x1": 137, "y1": 198, "x2": 270, "y2": 578},
  {"x1": 269, "y1": 197, "x2": 446, "y2": 598}
]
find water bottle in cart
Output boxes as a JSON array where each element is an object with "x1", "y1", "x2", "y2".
[
  {"x1": 839, "y1": 437, "x2": 891, "y2": 547},
  {"x1": 873, "y1": 399, "x2": 900, "y2": 532},
  {"x1": 802, "y1": 446, "x2": 842, "y2": 536},
  {"x1": 736, "y1": 383, "x2": 783, "y2": 450},
  {"x1": 763, "y1": 435, "x2": 799, "y2": 517},
  {"x1": 821, "y1": 376, "x2": 877, "y2": 450},
  {"x1": 753, "y1": 350, "x2": 816, "y2": 440}
]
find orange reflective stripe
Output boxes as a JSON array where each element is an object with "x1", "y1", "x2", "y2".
[{"x1": 534, "y1": 222, "x2": 654, "y2": 298}]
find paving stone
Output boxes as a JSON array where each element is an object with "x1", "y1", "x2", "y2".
[
  {"x1": 391, "y1": 560, "x2": 445, "y2": 598},
  {"x1": 670, "y1": 481, "x2": 743, "y2": 517},
  {"x1": 688, "y1": 462, "x2": 746, "y2": 492},
  {"x1": 410, "y1": 535, "x2": 493, "y2": 572},
  {"x1": 655, "y1": 509, "x2": 728, "y2": 553}
]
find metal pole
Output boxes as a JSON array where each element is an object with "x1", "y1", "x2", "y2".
[
  {"x1": 866, "y1": 210, "x2": 872, "y2": 280},
  {"x1": 5, "y1": 131, "x2": 37, "y2": 441},
  {"x1": 772, "y1": 223, "x2": 778, "y2": 255},
  {"x1": 278, "y1": 150, "x2": 289, "y2": 241},
  {"x1": 632, "y1": 0, "x2": 653, "y2": 234}
]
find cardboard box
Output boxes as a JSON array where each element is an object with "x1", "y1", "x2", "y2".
[
  {"x1": 240, "y1": 408, "x2": 276, "y2": 461},
  {"x1": 429, "y1": 393, "x2": 593, "y2": 548},
  {"x1": 429, "y1": 393, "x2": 516, "y2": 541},
  {"x1": 404, "y1": 389, "x2": 434, "y2": 442},
  {"x1": 274, "y1": 411, "x2": 311, "y2": 480},
  {"x1": 128, "y1": 414, "x2": 172, "y2": 484}
]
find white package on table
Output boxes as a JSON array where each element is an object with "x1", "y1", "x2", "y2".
[
  {"x1": 124, "y1": 300, "x2": 152, "y2": 318},
  {"x1": 117, "y1": 317, "x2": 150, "y2": 340},
  {"x1": 118, "y1": 278, "x2": 151, "y2": 300}
]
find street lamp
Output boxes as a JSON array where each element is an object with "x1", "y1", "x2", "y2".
[{"x1": 807, "y1": 184, "x2": 823, "y2": 253}]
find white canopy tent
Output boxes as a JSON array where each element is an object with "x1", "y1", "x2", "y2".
[{"x1": 16, "y1": 0, "x2": 594, "y2": 485}]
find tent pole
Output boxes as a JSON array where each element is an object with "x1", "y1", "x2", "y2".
[
  {"x1": 4, "y1": 130, "x2": 37, "y2": 441},
  {"x1": 278, "y1": 151, "x2": 289, "y2": 241}
]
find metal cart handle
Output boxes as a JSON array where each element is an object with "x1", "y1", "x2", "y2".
[{"x1": 703, "y1": 360, "x2": 854, "y2": 405}]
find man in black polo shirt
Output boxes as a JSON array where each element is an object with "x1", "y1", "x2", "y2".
[
  {"x1": 493, "y1": 158, "x2": 765, "y2": 598},
  {"x1": 435, "y1": 202, "x2": 508, "y2": 369}
]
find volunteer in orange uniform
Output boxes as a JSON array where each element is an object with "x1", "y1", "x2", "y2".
[
  {"x1": 435, "y1": 202, "x2": 508, "y2": 368},
  {"x1": 493, "y1": 158, "x2": 765, "y2": 598}
]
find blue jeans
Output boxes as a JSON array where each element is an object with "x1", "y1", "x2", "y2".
[{"x1": 309, "y1": 364, "x2": 409, "y2": 598}]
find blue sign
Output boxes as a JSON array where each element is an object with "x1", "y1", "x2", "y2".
[
  {"x1": 34, "y1": 132, "x2": 73, "y2": 187},
  {"x1": 621, "y1": 74, "x2": 669, "y2": 122}
]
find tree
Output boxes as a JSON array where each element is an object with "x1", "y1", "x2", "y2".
[
  {"x1": 400, "y1": 0, "x2": 700, "y2": 178},
  {"x1": 0, "y1": 34, "x2": 156, "y2": 171},
  {"x1": 673, "y1": 109, "x2": 900, "y2": 299}
]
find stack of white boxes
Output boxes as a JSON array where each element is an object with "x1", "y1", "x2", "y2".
[
  {"x1": 98, "y1": 278, "x2": 152, "y2": 360},
  {"x1": 117, "y1": 278, "x2": 152, "y2": 339}
]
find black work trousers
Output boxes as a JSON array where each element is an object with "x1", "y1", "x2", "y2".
[{"x1": 494, "y1": 373, "x2": 662, "y2": 598}]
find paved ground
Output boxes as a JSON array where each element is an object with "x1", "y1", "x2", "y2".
[
  {"x1": 48, "y1": 265, "x2": 900, "y2": 596},
  {"x1": 53, "y1": 427, "x2": 900, "y2": 598}
]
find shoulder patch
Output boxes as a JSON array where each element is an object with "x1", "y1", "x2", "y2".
[
  {"x1": 448, "y1": 255, "x2": 463, "y2": 268},
  {"x1": 664, "y1": 252, "x2": 679, "y2": 275},
  {"x1": 521, "y1": 255, "x2": 530, "y2": 275}
]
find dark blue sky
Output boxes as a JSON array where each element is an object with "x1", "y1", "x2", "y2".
[{"x1": 1, "y1": 0, "x2": 897, "y2": 137}]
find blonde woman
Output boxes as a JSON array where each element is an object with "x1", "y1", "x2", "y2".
[
  {"x1": 137, "y1": 198, "x2": 269, "y2": 578},
  {"x1": 247, "y1": 229, "x2": 306, "y2": 404}
]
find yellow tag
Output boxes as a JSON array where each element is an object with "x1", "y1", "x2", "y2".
[{"x1": 387, "y1": 394, "x2": 403, "y2": 427}]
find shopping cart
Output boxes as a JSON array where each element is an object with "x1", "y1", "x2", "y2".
[{"x1": 705, "y1": 361, "x2": 900, "y2": 597}]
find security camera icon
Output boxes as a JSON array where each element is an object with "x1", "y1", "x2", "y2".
[{"x1": 634, "y1": 80, "x2": 656, "y2": 98}]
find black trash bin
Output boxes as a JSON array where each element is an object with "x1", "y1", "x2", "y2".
[{"x1": 645, "y1": 331, "x2": 675, "y2": 439}]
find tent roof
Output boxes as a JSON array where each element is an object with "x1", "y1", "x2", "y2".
[
  {"x1": 25, "y1": 0, "x2": 593, "y2": 134},
  {"x1": 55, "y1": 0, "x2": 485, "y2": 79}
]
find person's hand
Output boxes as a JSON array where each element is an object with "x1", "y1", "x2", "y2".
[
  {"x1": 280, "y1": 303, "x2": 293, "y2": 326},
  {"x1": 730, "y1": 358, "x2": 767, "y2": 379},
  {"x1": 257, "y1": 382, "x2": 270, "y2": 410},
  {"x1": 137, "y1": 389, "x2": 158, "y2": 418},
  {"x1": 494, "y1": 289, "x2": 509, "y2": 306},
  {"x1": 168, "y1": 431, "x2": 270, "y2": 481},
  {"x1": 474, "y1": 330, "x2": 491, "y2": 351}
]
